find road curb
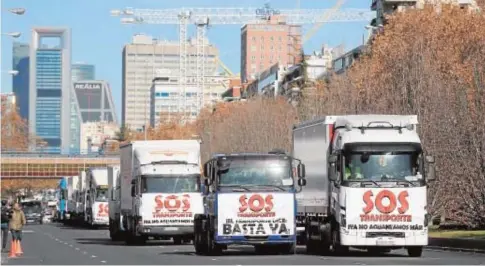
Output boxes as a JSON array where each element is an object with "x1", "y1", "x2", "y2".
[{"x1": 428, "y1": 237, "x2": 485, "y2": 254}]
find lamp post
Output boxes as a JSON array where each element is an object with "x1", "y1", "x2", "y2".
[
  {"x1": 7, "y1": 8, "x2": 26, "y2": 15},
  {"x1": 1, "y1": 70, "x2": 19, "y2": 76},
  {"x1": 1, "y1": 32, "x2": 21, "y2": 38}
]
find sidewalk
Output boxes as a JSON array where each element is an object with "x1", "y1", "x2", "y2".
[{"x1": 429, "y1": 237, "x2": 485, "y2": 253}]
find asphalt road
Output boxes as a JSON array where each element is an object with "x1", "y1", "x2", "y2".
[{"x1": 2, "y1": 224, "x2": 485, "y2": 265}]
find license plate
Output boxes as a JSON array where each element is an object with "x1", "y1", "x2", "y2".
[
  {"x1": 376, "y1": 239, "x2": 394, "y2": 246},
  {"x1": 164, "y1": 227, "x2": 179, "y2": 231}
]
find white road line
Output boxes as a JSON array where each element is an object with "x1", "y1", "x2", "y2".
[
  {"x1": 100, "y1": 261, "x2": 107, "y2": 263},
  {"x1": 83, "y1": 251, "x2": 88, "y2": 255},
  {"x1": 75, "y1": 248, "x2": 80, "y2": 251},
  {"x1": 91, "y1": 255, "x2": 97, "y2": 258}
]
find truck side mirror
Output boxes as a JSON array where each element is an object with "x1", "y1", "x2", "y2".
[
  {"x1": 130, "y1": 179, "x2": 136, "y2": 185},
  {"x1": 298, "y1": 178, "x2": 307, "y2": 187},
  {"x1": 204, "y1": 178, "x2": 212, "y2": 187},
  {"x1": 203, "y1": 163, "x2": 209, "y2": 177},
  {"x1": 297, "y1": 163, "x2": 306, "y2": 178},
  {"x1": 328, "y1": 155, "x2": 338, "y2": 181},
  {"x1": 328, "y1": 155, "x2": 338, "y2": 164},
  {"x1": 426, "y1": 155, "x2": 436, "y2": 181},
  {"x1": 131, "y1": 185, "x2": 135, "y2": 197}
]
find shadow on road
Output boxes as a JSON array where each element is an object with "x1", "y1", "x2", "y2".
[
  {"x1": 161, "y1": 246, "x2": 408, "y2": 258},
  {"x1": 75, "y1": 237, "x2": 190, "y2": 247}
]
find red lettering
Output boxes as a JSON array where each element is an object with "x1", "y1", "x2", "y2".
[
  {"x1": 362, "y1": 190, "x2": 409, "y2": 215},
  {"x1": 375, "y1": 190, "x2": 397, "y2": 214},
  {"x1": 397, "y1": 191, "x2": 409, "y2": 214},
  {"x1": 153, "y1": 195, "x2": 191, "y2": 212},
  {"x1": 155, "y1": 195, "x2": 164, "y2": 210},
  {"x1": 239, "y1": 194, "x2": 248, "y2": 212},
  {"x1": 97, "y1": 203, "x2": 108, "y2": 215},
  {"x1": 264, "y1": 194, "x2": 274, "y2": 212},
  {"x1": 362, "y1": 190, "x2": 374, "y2": 214},
  {"x1": 181, "y1": 194, "x2": 191, "y2": 212},
  {"x1": 239, "y1": 194, "x2": 274, "y2": 213}
]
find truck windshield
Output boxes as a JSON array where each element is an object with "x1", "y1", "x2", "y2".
[
  {"x1": 141, "y1": 174, "x2": 200, "y2": 193},
  {"x1": 218, "y1": 159, "x2": 292, "y2": 187},
  {"x1": 21, "y1": 202, "x2": 42, "y2": 214},
  {"x1": 344, "y1": 152, "x2": 421, "y2": 181},
  {"x1": 96, "y1": 189, "x2": 109, "y2": 202}
]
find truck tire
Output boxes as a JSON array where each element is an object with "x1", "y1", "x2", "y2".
[
  {"x1": 280, "y1": 243, "x2": 296, "y2": 255},
  {"x1": 330, "y1": 226, "x2": 348, "y2": 256},
  {"x1": 206, "y1": 229, "x2": 221, "y2": 256},
  {"x1": 173, "y1": 236, "x2": 183, "y2": 245},
  {"x1": 194, "y1": 217, "x2": 208, "y2": 255},
  {"x1": 407, "y1": 246, "x2": 423, "y2": 257}
]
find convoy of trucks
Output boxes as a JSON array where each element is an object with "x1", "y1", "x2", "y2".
[
  {"x1": 292, "y1": 115, "x2": 435, "y2": 257},
  {"x1": 43, "y1": 114, "x2": 436, "y2": 258}
]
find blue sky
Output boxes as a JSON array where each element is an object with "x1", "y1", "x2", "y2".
[{"x1": 1, "y1": 0, "x2": 371, "y2": 121}]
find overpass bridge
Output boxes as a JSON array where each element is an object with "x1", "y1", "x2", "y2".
[{"x1": 0, "y1": 153, "x2": 120, "y2": 179}]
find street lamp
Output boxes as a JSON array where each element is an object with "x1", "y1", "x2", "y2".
[
  {"x1": 1, "y1": 70, "x2": 19, "y2": 76},
  {"x1": 2, "y1": 32, "x2": 21, "y2": 38},
  {"x1": 8, "y1": 8, "x2": 26, "y2": 15}
]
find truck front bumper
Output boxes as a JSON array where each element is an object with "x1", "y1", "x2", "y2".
[
  {"x1": 340, "y1": 227, "x2": 428, "y2": 247},
  {"x1": 138, "y1": 225, "x2": 193, "y2": 236},
  {"x1": 215, "y1": 234, "x2": 296, "y2": 245}
]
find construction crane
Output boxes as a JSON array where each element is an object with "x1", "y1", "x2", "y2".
[
  {"x1": 303, "y1": 0, "x2": 347, "y2": 43},
  {"x1": 111, "y1": 4, "x2": 374, "y2": 116}
]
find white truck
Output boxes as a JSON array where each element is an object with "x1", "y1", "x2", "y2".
[
  {"x1": 84, "y1": 167, "x2": 110, "y2": 227},
  {"x1": 66, "y1": 175, "x2": 79, "y2": 223},
  {"x1": 108, "y1": 165, "x2": 124, "y2": 241},
  {"x1": 292, "y1": 115, "x2": 436, "y2": 257},
  {"x1": 120, "y1": 140, "x2": 203, "y2": 245},
  {"x1": 75, "y1": 170, "x2": 87, "y2": 224}
]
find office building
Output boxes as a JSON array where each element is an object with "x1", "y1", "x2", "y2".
[
  {"x1": 29, "y1": 27, "x2": 71, "y2": 154},
  {"x1": 122, "y1": 34, "x2": 219, "y2": 131},
  {"x1": 12, "y1": 42, "x2": 30, "y2": 121},
  {"x1": 80, "y1": 121, "x2": 118, "y2": 154},
  {"x1": 72, "y1": 63, "x2": 95, "y2": 82},
  {"x1": 73, "y1": 80, "x2": 118, "y2": 124},
  {"x1": 241, "y1": 16, "x2": 302, "y2": 83},
  {"x1": 150, "y1": 75, "x2": 227, "y2": 127}
]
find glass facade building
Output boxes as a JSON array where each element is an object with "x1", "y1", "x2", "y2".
[
  {"x1": 72, "y1": 63, "x2": 95, "y2": 82},
  {"x1": 12, "y1": 42, "x2": 30, "y2": 121},
  {"x1": 29, "y1": 28, "x2": 71, "y2": 154}
]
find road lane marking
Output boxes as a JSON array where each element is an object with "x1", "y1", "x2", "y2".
[
  {"x1": 101, "y1": 261, "x2": 107, "y2": 263},
  {"x1": 91, "y1": 255, "x2": 97, "y2": 258}
]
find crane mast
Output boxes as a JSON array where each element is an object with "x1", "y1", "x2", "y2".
[{"x1": 112, "y1": 4, "x2": 375, "y2": 120}]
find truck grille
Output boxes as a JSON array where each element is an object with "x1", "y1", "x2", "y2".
[{"x1": 365, "y1": 232, "x2": 405, "y2": 238}]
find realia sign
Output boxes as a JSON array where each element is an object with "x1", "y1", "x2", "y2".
[{"x1": 74, "y1": 83, "x2": 102, "y2": 90}]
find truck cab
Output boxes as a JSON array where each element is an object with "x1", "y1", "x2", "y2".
[
  {"x1": 120, "y1": 140, "x2": 203, "y2": 245},
  {"x1": 193, "y1": 151, "x2": 306, "y2": 255},
  {"x1": 85, "y1": 168, "x2": 110, "y2": 227},
  {"x1": 294, "y1": 115, "x2": 436, "y2": 257}
]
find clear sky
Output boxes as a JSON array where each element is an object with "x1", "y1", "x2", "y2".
[{"x1": 1, "y1": 0, "x2": 371, "y2": 121}]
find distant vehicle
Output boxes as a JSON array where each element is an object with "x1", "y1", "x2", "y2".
[{"x1": 21, "y1": 200, "x2": 44, "y2": 224}]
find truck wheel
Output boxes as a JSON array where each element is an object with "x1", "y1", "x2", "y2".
[
  {"x1": 206, "y1": 230, "x2": 221, "y2": 256},
  {"x1": 173, "y1": 237, "x2": 183, "y2": 245},
  {"x1": 194, "y1": 229, "x2": 208, "y2": 255},
  {"x1": 407, "y1": 246, "x2": 423, "y2": 257},
  {"x1": 330, "y1": 227, "x2": 348, "y2": 256},
  {"x1": 280, "y1": 243, "x2": 296, "y2": 255}
]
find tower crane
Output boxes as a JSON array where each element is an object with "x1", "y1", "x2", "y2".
[{"x1": 111, "y1": 4, "x2": 374, "y2": 117}]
